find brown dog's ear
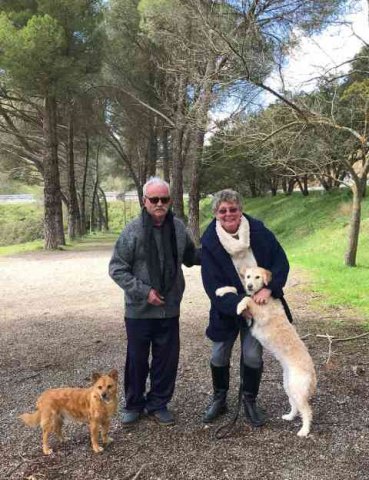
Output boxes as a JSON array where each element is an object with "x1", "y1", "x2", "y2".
[
  {"x1": 108, "y1": 369, "x2": 118, "y2": 381},
  {"x1": 261, "y1": 268, "x2": 272, "y2": 286},
  {"x1": 91, "y1": 372, "x2": 101, "y2": 383}
]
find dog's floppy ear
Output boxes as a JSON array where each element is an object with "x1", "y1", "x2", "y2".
[
  {"x1": 239, "y1": 264, "x2": 247, "y2": 277},
  {"x1": 108, "y1": 369, "x2": 118, "y2": 381},
  {"x1": 91, "y1": 372, "x2": 102, "y2": 383},
  {"x1": 260, "y1": 268, "x2": 272, "y2": 286}
]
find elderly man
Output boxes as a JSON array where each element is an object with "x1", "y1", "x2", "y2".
[{"x1": 109, "y1": 177, "x2": 200, "y2": 426}]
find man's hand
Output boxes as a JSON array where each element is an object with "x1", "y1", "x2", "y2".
[
  {"x1": 252, "y1": 287, "x2": 271, "y2": 305},
  {"x1": 147, "y1": 289, "x2": 165, "y2": 306}
]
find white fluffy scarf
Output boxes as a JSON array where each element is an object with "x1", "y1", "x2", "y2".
[{"x1": 216, "y1": 216, "x2": 257, "y2": 278}]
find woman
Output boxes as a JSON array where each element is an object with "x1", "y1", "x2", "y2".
[{"x1": 201, "y1": 189, "x2": 291, "y2": 426}]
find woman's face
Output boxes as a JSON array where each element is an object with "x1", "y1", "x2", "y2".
[{"x1": 215, "y1": 201, "x2": 242, "y2": 234}]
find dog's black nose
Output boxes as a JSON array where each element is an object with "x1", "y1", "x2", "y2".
[
  {"x1": 247, "y1": 284, "x2": 253, "y2": 291},
  {"x1": 102, "y1": 392, "x2": 108, "y2": 399}
]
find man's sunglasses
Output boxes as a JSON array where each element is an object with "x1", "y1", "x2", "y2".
[
  {"x1": 217, "y1": 207, "x2": 239, "y2": 214},
  {"x1": 145, "y1": 196, "x2": 171, "y2": 205}
]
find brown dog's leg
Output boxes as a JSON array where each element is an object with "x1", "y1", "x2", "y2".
[
  {"x1": 54, "y1": 415, "x2": 65, "y2": 443},
  {"x1": 101, "y1": 420, "x2": 113, "y2": 446},
  {"x1": 42, "y1": 425, "x2": 53, "y2": 455},
  {"x1": 90, "y1": 420, "x2": 103, "y2": 453},
  {"x1": 41, "y1": 411, "x2": 54, "y2": 455}
]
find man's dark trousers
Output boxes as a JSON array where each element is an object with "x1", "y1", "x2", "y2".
[{"x1": 124, "y1": 316, "x2": 179, "y2": 413}]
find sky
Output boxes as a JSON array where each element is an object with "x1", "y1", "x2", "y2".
[{"x1": 266, "y1": 0, "x2": 369, "y2": 97}]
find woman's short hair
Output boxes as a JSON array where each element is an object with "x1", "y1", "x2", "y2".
[
  {"x1": 212, "y1": 189, "x2": 242, "y2": 213},
  {"x1": 143, "y1": 176, "x2": 170, "y2": 196}
]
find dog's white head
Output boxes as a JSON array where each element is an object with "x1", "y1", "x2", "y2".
[{"x1": 241, "y1": 267, "x2": 272, "y2": 295}]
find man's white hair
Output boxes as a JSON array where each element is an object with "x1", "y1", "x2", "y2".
[{"x1": 143, "y1": 176, "x2": 170, "y2": 196}]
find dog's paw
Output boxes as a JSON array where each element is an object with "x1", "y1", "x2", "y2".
[
  {"x1": 282, "y1": 413, "x2": 295, "y2": 421},
  {"x1": 103, "y1": 436, "x2": 114, "y2": 446},
  {"x1": 93, "y1": 445, "x2": 104, "y2": 453},
  {"x1": 215, "y1": 286, "x2": 237, "y2": 297},
  {"x1": 236, "y1": 297, "x2": 250, "y2": 315},
  {"x1": 43, "y1": 447, "x2": 53, "y2": 455},
  {"x1": 297, "y1": 427, "x2": 309, "y2": 437}
]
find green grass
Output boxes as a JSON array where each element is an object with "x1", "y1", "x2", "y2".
[
  {"x1": 0, "y1": 200, "x2": 140, "y2": 248},
  {"x1": 0, "y1": 203, "x2": 44, "y2": 246},
  {"x1": 0, "y1": 232, "x2": 119, "y2": 256},
  {"x1": 0, "y1": 239, "x2": 44, "y2": 255}
]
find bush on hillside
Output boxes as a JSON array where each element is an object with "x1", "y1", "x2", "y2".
[{"x1": 0, "y1": 204, "x2": 44, "y2": 246}]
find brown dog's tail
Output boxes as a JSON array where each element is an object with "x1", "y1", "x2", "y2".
[{"x1": 19, "y1": 410, "x2": 41, "y2": 427}]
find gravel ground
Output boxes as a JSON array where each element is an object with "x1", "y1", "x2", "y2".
[{"x1": 1, "y1": 243, "x2": 369, "y2": 480}]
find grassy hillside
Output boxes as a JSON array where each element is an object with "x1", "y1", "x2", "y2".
[
  {"x1": 201, "y1": 189, "x2": 369, "y2": 323},
  {"x1": 0, "y1": 200, "x2": 140, "y2": 248},
  {"x1": 0, "y1": 203, "x2": 44, "y2": 246}
]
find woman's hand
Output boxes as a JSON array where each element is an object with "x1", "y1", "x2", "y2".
[{"x1": 252, "y1": 288, "x2": 271, "y2": 305}]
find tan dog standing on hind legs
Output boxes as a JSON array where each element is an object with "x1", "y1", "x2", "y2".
[
  {"x1": 216, "y1": 267, "x2": 316, "y2": 437},
  {"x1": 19, "y1": 369, "x2": 118, "y2": 455}
]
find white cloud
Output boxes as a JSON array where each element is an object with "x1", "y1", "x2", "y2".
[{"x1": 267, "y1": 0, "x2": 369, "y2": 94}]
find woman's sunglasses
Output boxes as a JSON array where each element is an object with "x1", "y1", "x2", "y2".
[
  {"x1": 217, "y1": 207, "x2": 239, "y2": 214},
  {"x1": 145, "y1": 196, "x2": 171, "y2": 205}
]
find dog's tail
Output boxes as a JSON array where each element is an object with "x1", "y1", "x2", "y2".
[{"x1": 19, "y1": 410, "x2": 41, "y2": 427}]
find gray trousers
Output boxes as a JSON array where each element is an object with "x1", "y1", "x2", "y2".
[{"x1": 211, "y1": 329, "x2": 263, "y2": 369}]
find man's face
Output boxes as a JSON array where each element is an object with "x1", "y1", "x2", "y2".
[{"x1": 143, "y1": 183, "x2": 171, "y2": 225}]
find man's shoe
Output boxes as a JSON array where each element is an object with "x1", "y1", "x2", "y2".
[
  {"x1": 149, "y1": 408, "x2": 175, "y2": 426},
  {"x1": 243, "y1": 399, "x2": 266, "y2": 427},
  {"x1": 122, "y1": 410, "x2": 141, "y2": 425}
]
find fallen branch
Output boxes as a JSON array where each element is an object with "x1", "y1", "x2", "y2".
[
  {"x1": 122, "y1": 464, "x2": 148, "y2": 480},
  {"x1": 316, "y1": 332, "x2": 369, "y2": 342},
  {"x1": 331, "y1": 332, "x2": 369, "y2": 343},
  {"x1": 315, "y1": 331, "x2": 369, "y2": 364},
  {"x1": 132, "y1": 464, "x2": 147, "y2": 480},
  {"x1": 316, "y1": 333, "x2": 334, "y2": 364}
]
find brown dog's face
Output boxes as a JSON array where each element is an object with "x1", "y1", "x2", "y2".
[
  {"x1": 243, "y1": 267, "x2": 272, "y2": 295},
  {"x1": 91, "y1": 369, "x2": 118, "y2": 404}
]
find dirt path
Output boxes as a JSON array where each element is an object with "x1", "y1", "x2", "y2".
[{"x1": 1, "y1": 244, "x2": 368, "y2": 480}]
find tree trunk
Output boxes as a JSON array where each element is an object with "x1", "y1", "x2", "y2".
[
  {"x1": 90, "y1": 144, "x2": 101, "y2": 232},
  {"x1": 99, "y1": 186, "x2": 109, "y2": 231},
  {"x1": 344, "y1": 183, "x2": 362, "y2": 267},
  {"x1": 296, "y1": 175, "x2": 309, "y2": 196},
  {"x1": 171, "y1": 126, "x2": 185, "y2": 219},
  {"x1": 269, "y1": 175, "x2": 278, "y2": 196},
  {"x1": 67, "y1": 108, "x2": 81, "y2": 240},
  {"x1": 43, "y1": 94, "x2": 65, "y2": 249},
  {"x1": 147, "y1": 116, "x2": 158, "y2": 178},
  {"x1": 90, "y1": 176, "x2": 98, "y2": 233},
  {"x1": 188, "y1": 130, "x2": 203, "y2": 245},
  {"x1": 80, "y1": 133, "x2": 90, "y2": 235},
  {"x1": 171, "y1": 74, "x2": 186, "y2": 220},
  {"x1": 162, "y1": 128, "x2": 171, "y2": 183}
]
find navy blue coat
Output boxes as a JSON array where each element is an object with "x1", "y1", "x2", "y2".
[{"x1": 201, "y1": 214, "x2": 290, "y2": 342}]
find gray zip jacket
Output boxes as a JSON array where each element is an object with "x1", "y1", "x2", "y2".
[{"x1": 109, "y1": 213, "x2": 200, "y2": 319}]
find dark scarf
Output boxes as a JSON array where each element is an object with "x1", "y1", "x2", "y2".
[{"x1": 142, "y1": 208, "x2": 178, "y2": 297}]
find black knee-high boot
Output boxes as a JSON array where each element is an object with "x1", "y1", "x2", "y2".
[
  {"x1": 203, "y1": 364, "x2": 230, "y2": 423},
  {"x1": 242, "y1": 364, "x2": 266, "y2": 427}
]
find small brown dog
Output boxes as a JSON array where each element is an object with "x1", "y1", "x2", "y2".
[
  {"x1": 20, "y1": 369, "x2": 118, "y2": 455},
  {"x1": 216, "y1": 267, "x2": 316, "y2": 437}
]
